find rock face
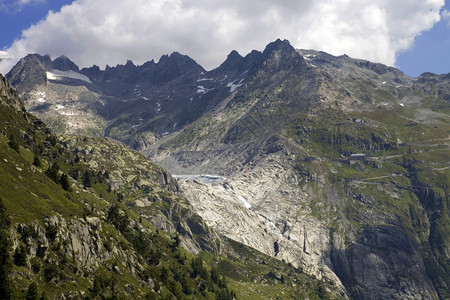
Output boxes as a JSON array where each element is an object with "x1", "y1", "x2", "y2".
[
  {"x1": 176, "y1": 159, "x2": 341, "y2": 286},
  {"x1": 0, "y1": 73, "x2": 22, "y2": 108},
  {"x1": 331, "y1": 225, "x2": 436, "y2": 300},
  {"x1": 145, "y1": 42, "x2": 449, "y2": 299},
  {"x1": 14, "y1": 215, "x2": 137, "y2": 274},
  {"x1": 61, "y1": 135, "x2": 222, "y2": 255}
]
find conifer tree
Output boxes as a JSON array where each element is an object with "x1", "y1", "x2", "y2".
[
  {"x1": 0, "y1": 198, "x2": 12, "y2": 299},
  {"x1": 59, "y1": 173, "x2": 71, "y2": 191},
  {"x1": 32, "y1": 155, "x2": 41, "y2": 167},
  {"x1": 45, "y1": 162, "x2": 60, "y2": 183},
  {"x1": 26, "y1": 282, "x2": 39, "y2": 300},
  {"x1": 82, "y1": 170, "x2": 92, "y2": 188}
]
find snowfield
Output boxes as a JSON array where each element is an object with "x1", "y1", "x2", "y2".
[
  {"x1": 46, "y1": 69, "x2": 92, "y2": 83},
  {"x1": 227, "y1": 79, "x2": 244, "y2": 92}
]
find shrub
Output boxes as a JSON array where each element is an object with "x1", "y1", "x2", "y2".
[
  {"x1": 8, "y1": 135, "x2": 19, "y2": 152},
  {"x1": 13, "y1": 243, "x2": 27, "y2": 267},
  {"x1": 32, "y1": 155, "x2": 41, "y2": 167},
  {"x1": 26, "y1": 282, "x2": 39, "y2": 300},
  {"x1": 30, "y1": 257, "x2": 41, "y2": 273},
  {"x1": 43, "y1": 262, "x2": 59, "y2": 282}
]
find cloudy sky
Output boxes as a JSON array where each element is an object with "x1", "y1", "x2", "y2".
[{"x1": 0, "y1": 0, "x2": 449, "y2": 77}]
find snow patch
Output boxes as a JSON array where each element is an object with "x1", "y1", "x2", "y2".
[
  {"x1": 382, "y1": 81, "x2": 387, "y2": 85},
  {"x1": 46, "y1": 69, "x2": 92, "y2": 83},
  {"x1": 304, "y1": 54, "x2": 319, "y2": 68},
  {"x1": 227, "y1": 79, "x2": 244, "y2": 92},
  {"x1": 197, "y1": 78, "x2": 213, "y2": 82},
  {"x1": 237, "y1": 195, "x2": 251, "y2": 209},
  {"x1": 399, "y1": 103, "x2": 404, "y2": 107},
  {"x1": 36, "y1": 91, "x2": 46, "y2": 102},
  {"x1": 55, "y1": 105, "x2": 65, "y2": 111},
  {"x1": 197, "y1": 85, "x2": 214, "y2": 94},
  {"x1": 46, "y1": 72, "x2": 57, "y2": 80},
  {"x1": 60, "y1": 112, "x2": 76, "y2": 116},
  {"x1": 173, "y1": 174, "x2": 226, "y2": 184},
  {"x1": 141, "y1": 96, "x2": 150, "y2": 100}
]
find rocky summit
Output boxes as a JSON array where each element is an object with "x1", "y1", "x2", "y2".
[{"x1": 3, "y1": 39, "x2": 450, "y2": 299}]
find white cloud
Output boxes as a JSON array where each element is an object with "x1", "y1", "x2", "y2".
[
  {"x1": 442, "y1": 9, "x2": 450, "y2": 25},
  {"x1": 0, "y1": 0, "x2": 445, "y2": 74},
  {"x1": 18, "y1": 0, "x2": 45, "y2": 4},
  {"x1": 0, "y1": 0, "x2": 45, "y2": 12}
]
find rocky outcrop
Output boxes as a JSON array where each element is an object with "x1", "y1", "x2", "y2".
[
  {"x1": 61, "y1": 135, "x2": 221, "y2": 255},
  {"x1": 175, "y1": 150, "x2": 348, "y2": 296},
  {"x1": 0, "y1": 74, "x2": 22, "y2": 109},
  {"x1": 331, "y1": 226, "x2": 437, "y2": 300},
  {"x1": 14, "y1": 215, "x2": 138, "y2": 273}
]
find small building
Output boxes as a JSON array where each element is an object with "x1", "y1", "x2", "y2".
[{"x1": 349, "y1": 153, "x2": 366, "y2": 160}]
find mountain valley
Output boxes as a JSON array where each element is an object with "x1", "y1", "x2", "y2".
[{"x1": 2, "y1": 39, "x2": 450, "y2": 299}]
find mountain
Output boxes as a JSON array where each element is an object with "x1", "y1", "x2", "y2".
[
  {"x1": 0, "y1": 74, "x2": 343, "y2": 299},
  {"x1": 5, "y1": 39, "x2": 450, "y2": 299},
  {"x1": 5, "y1": 40, "x2": 308, "y2": 151},
  {"x1": 149, "y1": 42, "x2": 450, "y2": 299},
  {"x1": 147, "y1": 42, "x2": 450, "y2": 300}
]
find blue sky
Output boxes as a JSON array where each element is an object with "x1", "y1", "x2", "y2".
[
  {"x1": 0, "y1": 0, "x2": 449, "y2": 77},
  {"x1": 0, "y1": 0, "x2": 73, "y2": 47},
  {"x1": 396, "y1": 1, "x2": 450, "y2": 77}
]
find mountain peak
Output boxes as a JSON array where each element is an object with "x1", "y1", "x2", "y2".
[
  {"x1": 125, "y1": 59, "x2": 135, "y2": 67},
  {"x1": 259, "y1": 39, "x2": 304, "y2": 71},
  {"x1": 226, "y1": 50, "x2": 243, "y2": 61},
  {"x1": 158, "y1": 51, "x2": 203, "y2": 70},
  {"x1": 23, "y1": 54, "x2": 53, "y2": 70},
  {"x1": 262, "y1": 39, "x2": 294, "y2": 56},
  {"x1": 214, "y1": 50, "x2": 244, "y2": 73},
  {"x1": 6, "y1": 54, "x2": 52, "y2": 91},
  {"x1": 148, "y1": 51, "x2": 204, "y2": 83},
  {"x1": 52, "y1": 55, "x2": 79, "y2": 72}
]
